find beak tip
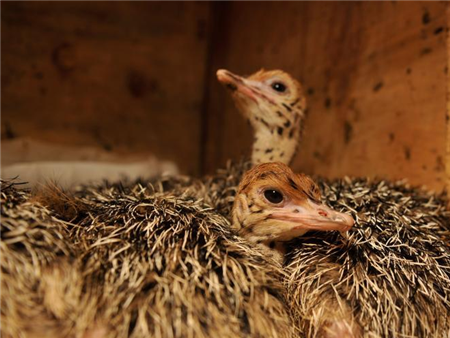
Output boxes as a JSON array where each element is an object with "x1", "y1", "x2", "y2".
[
  {"x1": 344, "y1": 215, "x2": 355, "y2": 231},
  {"x1": 216, "y1": 69, "x2": 228, "y2": 82},
  {"x1": 336, "y1": 212, "x2": 354, "y2": 228}
]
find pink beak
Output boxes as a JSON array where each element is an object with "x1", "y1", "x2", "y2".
[
  {"x1": 216, "y1": 69, "x2": 275, "y2": 104},
  {"x1": 269, "y1": 199, "x2": 354, "y2": 233}
]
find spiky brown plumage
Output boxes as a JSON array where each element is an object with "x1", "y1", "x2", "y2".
[
  {"x1": 2, "y1": 163, "x2": 450, "y2": 338},
  {"x1": 151, "y1": 165, "x2": 450, "y2": 338},
  {"x1": 1, "y1": 178, "x2": 295, "y2": 338},
  {"x1": 0, "y1": 180, "x2": 86, "y2": 338},
  {"x1": 284, "y1": 177, "x2": 450, "y2": 338}
]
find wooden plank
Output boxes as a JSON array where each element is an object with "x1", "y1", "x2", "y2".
[
  {"x1": 446, "y1": 5, "x2": 450, "y2": 195},
  {"x1": 204, "y1": 2, "x2": 449, "y2": 191},
  {"x1": 1, "y1": 2, "x2": 211, "y2": 175},
  {"x1": 295, "y1": 2, "x2": 448, "y2": 192}
]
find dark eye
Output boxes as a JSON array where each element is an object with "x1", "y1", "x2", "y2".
[
  {"x1": 271, "y1": 82, "x2": 286, "y2": 93},
  {"x1": 264, "y1": 189, "x2": 284, "y2": 204}
]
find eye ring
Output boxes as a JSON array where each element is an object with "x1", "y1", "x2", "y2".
[
  {"x1": 264, "y1": 189, "x2": 284, "y2": 204},
  {"x1": 271, "y1": 82, "x2": 287, "y2": 93}
]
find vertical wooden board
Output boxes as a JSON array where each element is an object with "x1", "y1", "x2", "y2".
[
  {"x1": 447, "y1": 5, "x2": 450, "y2": 194},
  {"x1": 295, "y1": 1, "x2": 448, "y2": 191},
  {"x1": 204, "y1": 2, "x2": 448, "y2": 191},
  {"x1": 1, "y1": 2, "x2": 211, "y2": 175}
]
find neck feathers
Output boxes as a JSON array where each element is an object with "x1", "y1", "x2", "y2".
[
  {"x1": 251, "y1": 130, "x2": 300, "y2": 165},
  {"x1": 251, "y1": 110, "x2": 304, "y2": 165}
]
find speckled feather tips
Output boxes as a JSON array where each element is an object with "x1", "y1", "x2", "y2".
[
  {"x1": 2, "y1": 163, "x2": 450, "y2": 338},
  {"x1": 285, "y1": 178, "x2": 450, "y2": 338},
  {"x1": 1, "y1": 175, "x2": 293, "y2": 338}
]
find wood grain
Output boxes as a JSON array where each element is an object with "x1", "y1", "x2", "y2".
[
  {"x1": 296, "y1": 2, "x2": 448, "y2": 192},
  {"x1": 204, "y1": 2, "x2": 450, "y2": 191},
  {"x1": 2, "y1": 2, "x2": 450, "y2": 191},
  {"x1": 1, "y1": 1, "x2": 211, "y2": 175}
]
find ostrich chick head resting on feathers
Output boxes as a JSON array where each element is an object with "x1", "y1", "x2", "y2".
[{"x1": 232, "y1": 162, "x2": 354, "y2": 256}]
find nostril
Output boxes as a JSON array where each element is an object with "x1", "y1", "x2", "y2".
[
  {"x1": 318, "y1": 210, "x2": 328, "y2": 217},
  {"x1": 226, "y1": 83, "x2": 237, "y2": 91}
]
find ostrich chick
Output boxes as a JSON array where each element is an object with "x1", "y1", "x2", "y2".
[
  {"x1": 232, "y1": 162, "x2": 354, "y2": 259},
  {"x1": 217, "y1": 69, "x2": 306, "y2": 165}
]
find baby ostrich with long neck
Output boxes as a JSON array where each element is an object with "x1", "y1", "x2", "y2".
[{"x1": 217, "y1": 69, "x2": 305, "y2": 165}]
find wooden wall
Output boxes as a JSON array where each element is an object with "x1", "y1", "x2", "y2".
[
  {"x1": 204, "y1": 1, "x2": 450, "y2": 192},
  {"x1": 2, "y1": 2, "x2": 450, "y2": 191},
  {"x1": 1, "y1": 1, "x2": 211, "y2": 175}
]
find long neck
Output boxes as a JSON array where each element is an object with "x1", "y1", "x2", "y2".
[{"x1": 251, "y1": 128, "x2": 300, "y2": 165}]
